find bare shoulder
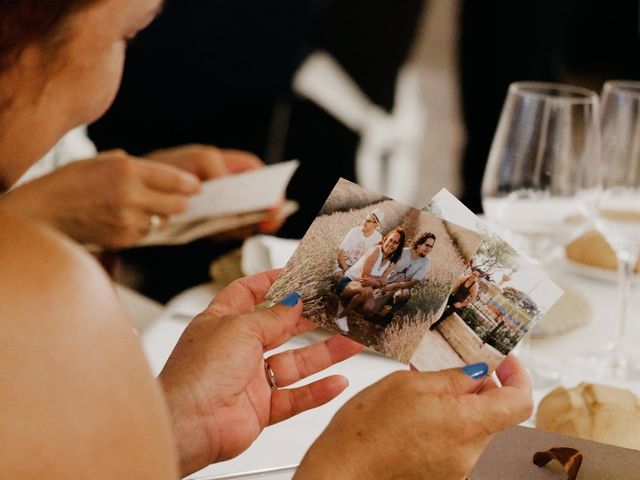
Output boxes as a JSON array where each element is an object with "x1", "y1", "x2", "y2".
[
  {"x1": 0, "y1": 213, "x2": 111, "y2": 304},
  {"x1": 0, "y1": 213, "x2": 178, "y2": 479}
]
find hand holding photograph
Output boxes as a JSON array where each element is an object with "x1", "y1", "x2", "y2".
[
  {"x1": 267, "y1": 180, "x2": 563, "y2": 374},
  {"x1": 138, "y1": 160, "x2": 299, "y2": 246}
]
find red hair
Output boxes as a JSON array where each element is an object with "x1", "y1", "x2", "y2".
[{"x1": 0, "y1": 0, "x2": 102, "y2": 73}]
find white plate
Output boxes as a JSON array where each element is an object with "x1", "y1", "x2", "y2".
[{"x1": 562, "y1": 255, "x2": 640, "y2": 283}]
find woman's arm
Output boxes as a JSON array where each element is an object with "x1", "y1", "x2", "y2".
[
  {"x1": 359, "y1": 247, "x2": 385, "y2": 287},
  {"x1": 0, "y1": 213, "x2": 178, "y2": 479}
]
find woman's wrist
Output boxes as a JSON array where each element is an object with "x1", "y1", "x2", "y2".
[
  {"x1": 295, "y1": 437, "x2": 365, "y2": 479},
  {"x1": 159, "y1": 375, "x2": 218, "y2": 476}
]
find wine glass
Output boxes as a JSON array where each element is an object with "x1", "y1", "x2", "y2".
[
  {"x1": 481, "y1": 82, "x2": 600, "y2": 387},
  {"x1": 580, "y1": 80, "x2": 640, "y2": 380}
]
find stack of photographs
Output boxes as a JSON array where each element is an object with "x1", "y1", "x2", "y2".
[{"x1": 267, "y1": 179, "x2": 563, "y2": 373}]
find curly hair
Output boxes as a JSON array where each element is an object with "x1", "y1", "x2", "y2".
[
  {"x1": 411, "y1": 231, "x2": 436, "y2": 250},
  {"x1": 0, "y1": 0, "x2": 102, "y2": 74}
]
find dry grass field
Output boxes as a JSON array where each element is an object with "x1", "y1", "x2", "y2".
[{"x1": 268, "y1": 180, "x2": 483, "y2": 363}]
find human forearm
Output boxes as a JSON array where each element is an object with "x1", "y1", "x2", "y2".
[
  {"x1": 337, "y1": 251, "x2": 349, "y2": 271},
  {"x1": 294, "y1": 429, "x2": 367, "y2": 479},
  {"x1": 361, "y1": 275, "x2": 386, "y2": 288},
  {"x1": 159, "y1": 377, "x2": 216, "y2": 477},
  {"x1": 0, "y1": 181, "x2": 57, "y2": 225}
]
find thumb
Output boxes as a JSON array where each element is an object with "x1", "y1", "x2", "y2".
[
  {"x1": 417, "y1": 362, "x2": 490, "y2": 396},
  {"x1": 249, "y1": 292, "x2": 304, "y2": 350}
]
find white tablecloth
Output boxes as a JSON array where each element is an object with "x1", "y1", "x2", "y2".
[{"x1": 140, "y1": 258, "x2": 639, "y2": 479}]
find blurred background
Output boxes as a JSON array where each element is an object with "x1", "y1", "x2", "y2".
[{"x1": 85, "y1": 0, "x2": 639, "y2": 300}]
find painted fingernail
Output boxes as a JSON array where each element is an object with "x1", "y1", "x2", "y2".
[
  {"x1": 462, "y1": 362, "x2": 488, "y2": 379},
  {"x1": 279, "y1": 292, "x2": 301, "y2": 307}
]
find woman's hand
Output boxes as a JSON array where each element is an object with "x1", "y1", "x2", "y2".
[
  {"x1": 0, "y1": 150, "x2": 200, "y2": 248},
  {"x1": 295, "y1": 355, "x2": 532, "y2": 480},
  {"x1": 144, "y1": 144, "x2": 262, "y2": 180},
  {"x1": 147, "y1": 145, "x2": 286, "y2": 235},
  {"x1": 158, "y1": 270, "x2": 365, "y2": 476},
  {"x1": 359, "y1": 276, "x2": 374, "y2": 287}
]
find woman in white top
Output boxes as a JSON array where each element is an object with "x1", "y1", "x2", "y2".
[
  {"x1": 0, "y1": 1, "x2": 533, "y2": 478},
  {"x1": 335, "y1": 227, "x2": 406, "y2": 325}
]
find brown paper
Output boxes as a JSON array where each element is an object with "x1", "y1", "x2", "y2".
[{"x1": 470, "y1": 426, "x2": 640, "y2": 479}]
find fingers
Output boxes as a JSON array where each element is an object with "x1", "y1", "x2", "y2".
[
  {"x1": 257, "y1": 204, "x2": 285, "y2": 233},
  {"x1": 494, "y1": 354, "x2": 531, "y2": 391},
  {"x1": 183, "y1": 146, "x2": 228, "y2": 179},
  {"x1": 291, "y1": 317, "x2": 318, "y2": 337},
  {"x1": 139, "y1": 190, "x2": 190, "y2": 216},
  {"x1": 249, "y1": 294, "x2": 304, "y2": 350},
  {"x1": 476, "y1": 374, "x2": 499, "y2": 393},
  {"x1": 205, "y1": 269, "x2": 282, "y2": 316},
  {"x1": 144, "y1": 144, "x2": 228, "y2": 180},
  {"x1": 269, "y1": 375, "x2": 349, "y2": 425},
  {"x1": 145, "y1": 144, "x2": 263, "y2": 178},
  {"x1": 222, "y1": 149, "x2": 263, "y2": 173},
  {"x1": 413, "y1": 362, "x2": 490, "y2": 396},
  {"x1": 472, "y1": 355, "x2": 534, "y2": 433},
  {"x1": 266, "y1": 335, "x2": 365, "y2": 388},
  {"x1": 139, "y1": 160, "x2": 201, "y2": 194},
  {"x1": 204, "y1": 271, "x2": 312, "y2": 350}
]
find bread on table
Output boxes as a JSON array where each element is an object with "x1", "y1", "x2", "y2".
[
  {"x1": 536, "y1": 383, "x2": 640, "y2": 450},
  {"x1": 565, "y1": 230, "x2": 640, "y2": 272}
]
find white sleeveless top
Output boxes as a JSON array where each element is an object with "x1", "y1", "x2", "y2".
[{"x1": 345, "y1": 246, "x2": 391, "y2": 281}]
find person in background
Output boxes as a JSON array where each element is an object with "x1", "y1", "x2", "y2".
[
  {"x1": 0, "y1": 0, "x2": 533, "y2": 478},
  {"x1": 0, "y1": 135, "x2": 265, "y2": 249},
  {"x1": 281, "y1": 0, "x2": 428, "y2": 237},
  {"x1": 86, "y1": 0, "x2": 320, "y2": 301},
  {"x1": 430, "y1": 267, "x2": 481, "y2": 331},
  {"x1": 334, "y1": 207, "x2": 383, "y2": 282}
]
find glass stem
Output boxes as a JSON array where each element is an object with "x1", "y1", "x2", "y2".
[{"x1": 613, "y1": 251, "x2": 637, "y2": 353}]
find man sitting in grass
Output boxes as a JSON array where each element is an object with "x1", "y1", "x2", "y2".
[{"x1": 333, "y1": 208, "x2": 384, "y2": 283}]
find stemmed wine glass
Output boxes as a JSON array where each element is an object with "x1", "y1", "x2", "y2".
[
  {"x1": 481, "y1": 82, "x2": 600, "y2": 387},
  {"x1": 577, "y1": 80, "x2": 640, "y2": 380}
]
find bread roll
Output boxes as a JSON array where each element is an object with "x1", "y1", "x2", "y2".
[
  {"x1": 536, "y1": 383, "x2": 640, "y2": 450},
  {"x1": 565, "y1": 230, "x2": 640, "y2": 272}
]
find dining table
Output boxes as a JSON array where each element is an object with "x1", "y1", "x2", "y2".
[{"x1": 134, "y1": 238, "x2": 640, "y2": 480}]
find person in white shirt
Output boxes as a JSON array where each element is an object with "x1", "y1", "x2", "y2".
[
  {"x1": 376, "y1": 231, "x2": 436, "y2": 325},
  {"x1": 334, "y1": 207, "x2": 384, "y2": 282},
  {"x1": 333, "y1": 226, "x2": 405, "y2": 332}
]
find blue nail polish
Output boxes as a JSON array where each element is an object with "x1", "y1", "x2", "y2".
[
  {"x1": 280, "y1": 292, "x2": 301, "y2": 307},
  {"x1": 462, "y1": 362, "x2": 488, "y2": 379}
]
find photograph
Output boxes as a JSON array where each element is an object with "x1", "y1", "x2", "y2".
[
  {"x1": 267, "y1": 179, "x2": 484, "y2": 363},
  {"x1": 411, "y1": 189, "x2": 564, "y2": 372}
]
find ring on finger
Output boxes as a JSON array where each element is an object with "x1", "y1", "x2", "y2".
[
  {"x1": 264, "y1": 358, "x2": 278, "y2": 390},
  {"x1": 148, "y1": 214, "x2": 163, "y2": 234}
]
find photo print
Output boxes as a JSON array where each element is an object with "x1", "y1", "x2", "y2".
[
  {"x1": 411, "y1": 189, "x2": 564, "y2": 372},
  {"x1": 267, "y1": 179, "x2": 484, "y2": 364}
]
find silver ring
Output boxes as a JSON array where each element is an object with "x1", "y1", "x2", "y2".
[
  {"x1": 148, "y1": 214, "x2": 162, "y2": 234},
  {"x1": 264, "y1": 358, "x2": 278, "y2": 390}
]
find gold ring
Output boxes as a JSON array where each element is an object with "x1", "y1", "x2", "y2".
[
  {"x1": 264, "y1": 358, "x2": 278, "y2": 390},
  {"x1": 148, "y1": 214, "x2": 162, "y2": 234}
]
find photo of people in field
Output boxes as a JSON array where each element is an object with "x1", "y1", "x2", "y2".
[
  {"x1": 267, "y1": 179, "x2": 483, "y2": 363},
  {"x1": 410, "y1": 189, "x2": 564, "y2": 372}
]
